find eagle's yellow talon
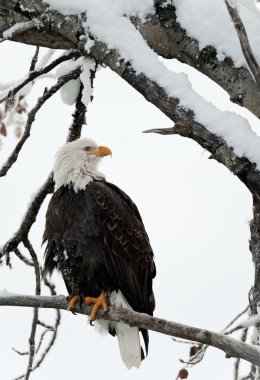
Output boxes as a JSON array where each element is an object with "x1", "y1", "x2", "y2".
[
  {"x1": 68, "y1": 295, "x2": 79, "y2": 310},
  {"x1": 85, "y1": 291, "x2": 108, "y2": 321}
]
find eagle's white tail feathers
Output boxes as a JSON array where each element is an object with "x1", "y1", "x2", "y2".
[
  {"x1": 115, "y1": 322, "x2": 141, "y2": 369},
  {"x1": 95, "y1": 290, "x2": 142, "y2": 369}
]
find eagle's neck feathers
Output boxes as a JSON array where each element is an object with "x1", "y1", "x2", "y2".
[{"x1": 53, "y1": 155, "x2": 105, "y2": 193}]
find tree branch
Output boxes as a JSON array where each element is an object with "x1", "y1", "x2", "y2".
[
  {"x1": 1, "y1": 0, "x2": 260, "y2": 116},
  {"x1": 87, "y1": 42, "x2": 260, "y2": 195},
  {"x1": 1, "y1": 293, "x2": 260, "y2": 368},
  {"x1": 224, "y1": 0, "x2": 260, "y2": 89},
  {"x1": 0, "y1": 173, "x2": 54, "y2": 260},
  {"x1": 0, "y1": 50, "x2": 82, "y2": 105},
  {"x1": 0, "y1": 66, "x2": 82, "y2": 177}
]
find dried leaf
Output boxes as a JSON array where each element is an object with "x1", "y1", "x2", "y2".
[
  {"x1": 0, "y1": 122, "x2": 7, "y2": 136},
  {"x1": 190, "y1": 345, "x2": 201, "y2": 357},
  {"x1": 179, "y1": 369, "x2": 189, "y2": 379}
]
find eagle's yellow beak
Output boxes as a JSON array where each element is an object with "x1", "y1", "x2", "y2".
[{"x1": 95, "y1": 146, "x2": 112, "y2": 157}]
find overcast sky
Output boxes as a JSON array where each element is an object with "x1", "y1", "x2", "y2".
[{"x1": 0, "y1": 40, "x2": 259, "y2": 379}]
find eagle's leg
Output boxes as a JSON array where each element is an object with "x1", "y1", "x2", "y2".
[
  {"x1": 85, "y1": 291, "x2": 108, "y2": 324},
  {"x1": 67, "y1": 295, "x2": 80, "y2": 310}
]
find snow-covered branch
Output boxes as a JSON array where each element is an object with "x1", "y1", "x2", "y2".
[
  {"x1": 1, "y1": 293, "x2": 260, "y2": 368},
  {"x1": 1, "y1": 0, "x2": 260, "y2": 116}
]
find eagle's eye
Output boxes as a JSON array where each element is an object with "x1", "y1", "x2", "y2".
[{"x1": 84, "y1": 147, "x2": 91, "y2": 152}]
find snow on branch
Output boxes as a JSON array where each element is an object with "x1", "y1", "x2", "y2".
[
  {"x1": 94, "y1": 45, "x2": 260, "y2": 194},
  {"x1": 0, "y1": 66, "x2": 82, "y2": 178},
  {"x1": 1, "y1": 293, "x2": 260, "y2": 368},
  {"x1": 0, "y1": 50, "x2": 81, "y2": 106},
  {"x1": 2, "y1": 1, "x2": 260, "y2": 116}
]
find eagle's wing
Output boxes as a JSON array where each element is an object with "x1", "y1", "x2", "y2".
[{"x1": 89, "y1": 181, "x2": 156, "y2": 316}]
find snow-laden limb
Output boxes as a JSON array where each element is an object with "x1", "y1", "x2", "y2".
[
  {"x1": 2, "y1": 1, "x2": 260, "y2": 117},
  {"x1": 224, "y1": 0, "x2": 260, "y2": 89},
  {"x1": 89, "y1": 42, "x2": 260, "y2": 196},
  {"x1": 173, "y1": 0, "x2": 260, "y2": 68},
  {"x1": 44, "y1": 0, "x2": 260, "y2": 172},
  {"x1": 1, "y1": 293, "x2": 260, "y2": 368}
]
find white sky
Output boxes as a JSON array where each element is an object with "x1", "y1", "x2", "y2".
[{"x1": 0, "y1": 35, "x2": 258, "y2": 380}]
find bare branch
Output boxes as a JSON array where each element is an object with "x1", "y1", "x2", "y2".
[
  {"x1": 14, "y1": 248, "x2": 33, "y2": 266},
  {"x1": 35, "y1": 329, "x2": 52, "y2": 354},
  {"x1": 37, "y1": 321, "x2": 54, "y2": 330},
  {"x1": 1, "y1": 293, "x2": 260, "y2": 368},
  {"x1": 29, "y1": 46, "x2": 40, "y2": 73},
  {"x1": 0, "y1": 173, "x2": 54, "y2": 259},
  {"x1": 224, "y1": 0, "x2": 260, "y2": 89},
  {"x1": 222, "y1": 306, "x2": 250, "y2": 333},
  {"x1": 32, "y1": 309, "x2": 61, "y2": 372},
  {"x1": 23, "y1": 239, "x2": 41, "y2": 380}
]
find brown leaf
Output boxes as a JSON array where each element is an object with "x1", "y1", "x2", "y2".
[
  {"x1": 190, "y1": 345, "x2": 201, "y2": 357},
  {"x1": 0, "y1": 122, "x2": 7, "y2": 136},
  {"x1": 179, "y1": 369, "x2": 189, "y2": 379}
]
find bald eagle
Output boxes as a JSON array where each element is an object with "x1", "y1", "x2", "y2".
[{"x1": 43, "y1": 138, "x2": 156, "y2": 369}]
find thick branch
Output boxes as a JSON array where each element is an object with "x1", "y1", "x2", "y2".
[
  {"x1": 1, "y1": 0, "x2": 260, "y2": 116},
  {"x1": 1, "y1": 293, "x2": 260, "y2": 367},
  {"x1": 87, "y1": 42, "x2": 260, "y2": 195}
]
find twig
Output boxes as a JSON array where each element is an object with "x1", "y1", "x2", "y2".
[
  {"x1": 29, "y1": 46, "x2": 40, "y2": 73},
  {"x1": 14, "y1": 248, "x2": 33, "y2": 266},
  {"x1": 0, "y1": 50, "x2": 82, "y2": 105},
  {"x1": 2, "y1": 293, "x2": 260, "y2": 368},
  {"x1": 35, "y1": 329, "x2": 52, "y2": 354},
  {"x1": 23, "y1": 239, "x2": 41, "y2": 380},
  {"x1": 0, "y1": 66, "x2": 82, "y2": 177},
  {"x1": 12, "y1": 348, "x2": 29, "y2": 356},
  {"x1": 224, "y1": 0, "x2": 260, "y2": 89},
  {"x1": 32, "y1": 309, "x2": 61, "y2": 371},
  {"x1": 37, "y1": 321, "x2": 54, "y2": 330},
  {"x1": 222, "y1": 305, "x2": 250, "y2": 334}
]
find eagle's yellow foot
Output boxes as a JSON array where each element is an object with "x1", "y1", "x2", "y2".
[
  {"x1": 67, "y1": 295, "x2": 80, "y2": 310},
  {"x1": 85, "y1": 291, "x2": 108, "y2": 324}
]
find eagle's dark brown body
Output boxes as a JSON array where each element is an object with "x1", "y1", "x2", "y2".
[{"x1": 43, "y1": 180, "x2": 156, "y2": 352}]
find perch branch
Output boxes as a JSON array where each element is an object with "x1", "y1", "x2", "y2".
[{"x1": 1, "y1": 293, "x2": 260, "y2": 368}]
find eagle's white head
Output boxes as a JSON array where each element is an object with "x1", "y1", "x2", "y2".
[{"x1": 53, "y1": 138, "x2": 112, "y2": 192}]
